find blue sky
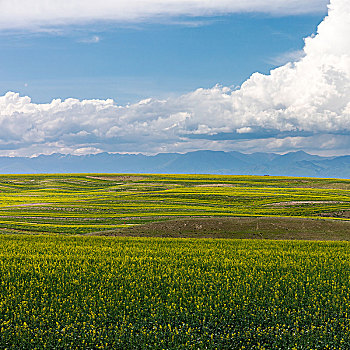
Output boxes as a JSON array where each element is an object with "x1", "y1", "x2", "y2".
[
  {"x1": 0, "y1": 12, "x2": 326, "y2": 104},
  {"x1": 1, "y1": 0, "x2": 350, "y2": 157}
]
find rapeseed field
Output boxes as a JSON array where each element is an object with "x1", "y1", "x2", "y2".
[
  {"x1": 0, "y1": 235, "x2": 350, "y2": 349},
  {"x1": 0, "y1": 175, "x2": 350, "y2": 348},
  {"x1": 0, "y1": 174, "x2": 349, "y2": 234}
]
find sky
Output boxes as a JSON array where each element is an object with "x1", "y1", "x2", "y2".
[{"x1": 1, "y1": 0, "x2": 349, "y2": 157}]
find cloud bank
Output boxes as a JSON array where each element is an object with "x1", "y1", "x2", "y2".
[
  {"x1": 0, "y1": 0, "x2": 349, "y2": 157},
  {"x1": 0, "y1": 0, "x2": 328, "y2": 31}
]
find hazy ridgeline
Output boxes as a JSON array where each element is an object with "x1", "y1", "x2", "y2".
[{"x1": 1, "y1": 151, "x2": 350, "y2": 178}]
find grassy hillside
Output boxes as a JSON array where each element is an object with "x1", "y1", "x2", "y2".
[{"x1": 0, "y1": 174, "x2": 349, "y2": 237}]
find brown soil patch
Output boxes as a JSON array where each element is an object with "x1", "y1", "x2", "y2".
[
  {"x1": 294, "y1": 183, "x2": 350, "y2": 190},
  {"x1": 86, "y1": 176, "x2": 145, "y2": 182},
  {"x1": 321, "y1": 211, "x2": 350, "y2": 219},
  {"x1": 2, "y1": 203, "x2": 51, "y2": 207},
  {"x1": 269, "y1": 201, "x2": 344, "y2": 206},
  {"x1": 195, "y1": 184, "x2": 237, "y2": 187},
  {"x1": 103, "y1": 216, "x2": 350, "y2": 241}
]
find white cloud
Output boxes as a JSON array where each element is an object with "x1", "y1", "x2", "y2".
[
  {"x1": 79, "y1": 35, "x2": 101, "y2": 44},
  {"x1": 0, "y1": 0, "x2": 349, "y2": 156},
  {"x1": 0, "y1": 0, "x2": 328, "y2": 31},
  {"x1": 236, "y1": 127, "x2": 253, "y2": 134},
  {"x1": 269, "y1": 50, "x2": 306, "y2": 66}
]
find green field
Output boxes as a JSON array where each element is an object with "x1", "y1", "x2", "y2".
[
  {"x1": 0, "y1": 174, "x2": 349, "y2": 235},
  {"x1": 1, "y1": 235, "x2": 350, "y2": 349},
  {"x1": 1, "y1": 174, "x2": 350, "y2": 348}
]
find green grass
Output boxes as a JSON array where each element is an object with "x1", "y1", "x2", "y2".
[
  {"x1": 1, "y1": 235, "x2": 350, "y2": 349},
  {"x1": 0, "y1": 174, "x2": 349, "y2": 234}
]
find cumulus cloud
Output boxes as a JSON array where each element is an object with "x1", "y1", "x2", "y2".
[
  {"x1": 0, "y1": 0, "x2": 349, "y2": 156},
  {"x1": 0, "y1": 0, "x2": 328, "y2": 31}
]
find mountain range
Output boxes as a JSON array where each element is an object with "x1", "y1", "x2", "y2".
[{"x1": 0, "y1": 151, "x2": 350, "y2": 178}]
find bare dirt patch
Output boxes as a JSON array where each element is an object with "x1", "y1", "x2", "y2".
[
  {"x1": 86, "y1": 176, "x2": 145, "y2": 182},
  {"x1": 195, "y1": 184, "x2": 238, "y2": 187},
  {"x1": 321, "y1": 210, "x2": 350, "y2": 219},
  {"x1": 103, "y1": 216, "x2": 350, "y2": 241},
  {"x1": 295, "y1": 182, "x2": 350, "y2": 190},
  {"x1": 268, "y1": 201, "x2": 344, "y2": 206},
  {"x1": 2, "y1": 203, "x2": 51, "y2": 208}
]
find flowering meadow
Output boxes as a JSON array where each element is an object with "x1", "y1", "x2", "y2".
[{"x1": 0, "y1": 235, "x2": 350, "y2": 349}]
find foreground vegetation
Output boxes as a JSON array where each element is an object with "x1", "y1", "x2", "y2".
[
  {"x1": 0, "y1": 174, "x2": 349, "y2": 235},
  {"x1": 0, "y1": 235, "x2": 349, "y2": 349},
  {"x1": 1, "y1": 175, "x2": 349, "y2": 348}
]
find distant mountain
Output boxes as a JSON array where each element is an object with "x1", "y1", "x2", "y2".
[{"x1": 0, "y1": 150, "x2": 348, "y2": 178}]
